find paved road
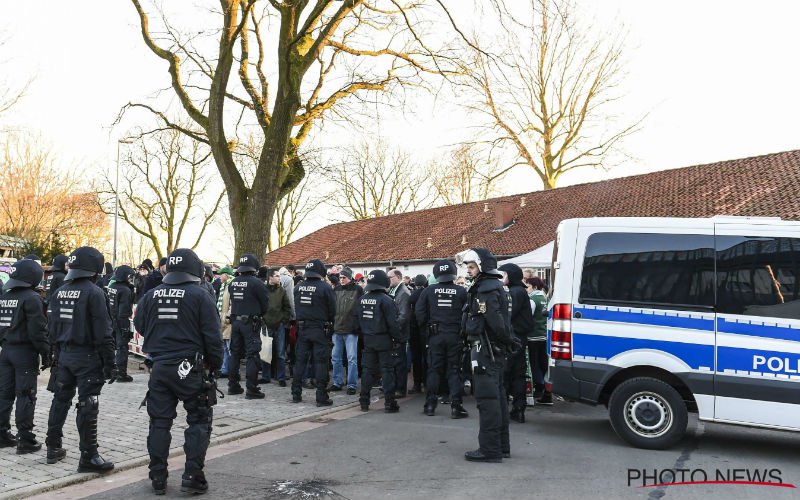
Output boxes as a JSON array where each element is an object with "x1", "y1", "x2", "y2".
[{"x1": 46, "y1": 394, "x2": 800, "y2": 500}]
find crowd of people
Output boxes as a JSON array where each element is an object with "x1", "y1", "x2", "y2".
[{"x1": 0, "y1": 245, "x2": 552, "y2": 494}]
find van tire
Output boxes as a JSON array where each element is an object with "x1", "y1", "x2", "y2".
[{"x1": 608, "y1": 377, "x2": 687, "y2": 450}]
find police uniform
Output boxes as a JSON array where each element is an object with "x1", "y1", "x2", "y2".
[
  {"x1": 108, "y1": 266, "x2": 135, "y2": 382},
  {"x1": 291, "y1": 260, "x2": 336, "y2": 405},
  {"x1": 135, "y1": 248, "x2": 224, "y2": 494},
  {"x1": 227, "y1": 254, "x2": 269, "y2": 398},
  {"x1": 45, "y1": 246, "x2": 116, "y2": 472},
  {"x1": 499, "y1": 263, "x2": 535, "y2": 423},
  {"x1": 353, "y1": 270, "x2": 404, "y2": 412},
  {"x1": 416, "y1": 260, "x2": 468, "y2": 418},
  {"x1": 459, "y1": 248, "x2": 515, "y2": 463},
  {"x1": 0, "y1": 260, "x2": 50, "y2": 453},
  {"x1": 44, "y1": 254, "x2": 68, "y2": 306}
]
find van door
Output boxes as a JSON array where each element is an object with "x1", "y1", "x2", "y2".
[{"x1": 713, "y1": 224, "x2": 800, "y2": 429}]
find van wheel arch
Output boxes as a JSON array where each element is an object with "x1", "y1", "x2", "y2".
[{"x1": 599, "y1": 365, "x2": 697, "y2": 413}]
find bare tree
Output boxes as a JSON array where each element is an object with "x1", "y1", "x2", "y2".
[
  {"x1": 325, "y1": 140, "x2": 431, "y2": 220},
  {"x1": 100, "y1": 127, "x2": 225, "y2": 259},
  {"x1": 461, "y1": 0, "x2": 640, "y2": 189},
  {"x1": 0, "y1": 133, "x2": 107, "y2": 259},
  {"x1": 429, "y1": 144, "x2": 508, "y2": 205},
  {"x1": 126, "y1": 0, "x2": 467, "y2": 257},
  {"x1": 0, "y1": 37, "x2": 29, "y2": 117},
  {"x1": 269, "y1": 163, "x2": 319, "y2": 251}
]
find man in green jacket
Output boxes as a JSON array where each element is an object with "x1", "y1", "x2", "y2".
[
  {"x1": 330, "y1": 267, "x2": 363, "y2": 395},
  {"x1": 262, "y1": 268, "x2": 292, "y2": 385}
]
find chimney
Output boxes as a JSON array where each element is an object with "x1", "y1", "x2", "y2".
[
  {"x1": 426, "y1": 237, "x2": 433, "y2": 248},
  {"x1": 325, "y1": 250, "x2": 330, "y2": 260},
  {"x1": 483, "y1": 203, "x2": 490, "y2": 212},
  {"x1": 493, "y1": 201, "x2": 515, "y2": 231},
  {"x1": 461, "y1": 234, "x2": 468, "y2": 245},
  {"x1": 520, "y1": 196, "x2": 526, "y2": 207}
]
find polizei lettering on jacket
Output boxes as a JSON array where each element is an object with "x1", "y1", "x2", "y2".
[
  {"x1": 57, "y1": 290, "x2": 81, "y2": 299},
  {"x1": 361, "y1": 299, "x2": 377, "y2": 305},
  {"x1": 153, "y1": 289, "x2": 186, "y2": 298},
  {"x1": 298, "y1": 286, "x2": 317, "y2": 293},
  {"x1": 0, "y1": 299, "x2": 19, "y2": 308},
  {"x1": 438, "y1": 288, "x2": 458, "y2": 295}
]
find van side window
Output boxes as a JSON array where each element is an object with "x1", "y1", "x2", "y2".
[
  {"x1": 579, "y1": 233, "x2": 715, "y2": 310},
  {"x1": 716, "y1": 236, "x2": 800, "y2": 319}
]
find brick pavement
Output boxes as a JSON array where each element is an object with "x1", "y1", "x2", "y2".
[{"x1": 0, "y1": 367, "x2": 360, "y2": 499}]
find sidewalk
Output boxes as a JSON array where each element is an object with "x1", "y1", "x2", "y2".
[{"x1": 0, "y1": 366, "x2": 359, "y2": 500}]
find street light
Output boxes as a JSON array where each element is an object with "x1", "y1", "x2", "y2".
[{"x1": 113, "y1": 138, "x2": 134, "y2": 268}]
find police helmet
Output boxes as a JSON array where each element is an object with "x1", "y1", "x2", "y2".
[
  {"x1": 237, "y1": 253, "x2": 260, "y2": 274},
  {"x1": 2, "y1": 259, "x2": 44, "y2": 291},
  {"x1": 64, "y1": 247, "x2": 105, "y2": 281},
  {"x1": 113, "y1": 265, "x2": 136, "y2": 283},
  {"x1": 432, "y1": 260, "x2": 458, "y2": 283},
  {"x1": 304, "y1": 259, "x2": 326, "y2": 279},
  {"x1": 365, "y1": 269, "x2": 390, "y2": 291},
  {"x1": 51, "y1": 254, "x2": 68, "y2": 272},
  {"x1": 162, "y1": 248, "x2": 203, "y2": 285},
  {"x1": 456, "y1": 248, "x2": 502, "y2": 278}
]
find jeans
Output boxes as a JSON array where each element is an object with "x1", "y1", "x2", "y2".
[
  {"x1": 331, "y1": 333, "x2": 359, "y2": 389},
  {"x1": 220, "y1": 339, "x2": 231, "y2": 375}
]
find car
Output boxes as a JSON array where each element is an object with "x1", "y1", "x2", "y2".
[{"x1": 548, "y1": 216, "x2": 800, "y2": 449}]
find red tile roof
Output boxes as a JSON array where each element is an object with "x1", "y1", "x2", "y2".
[{"x1": 265, "y1": 149, "x2": 800, "y2": 266}]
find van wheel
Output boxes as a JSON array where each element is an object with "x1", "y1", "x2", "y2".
[{"x1": 608, "y1": 377, "x2": 687, "y2": 450}]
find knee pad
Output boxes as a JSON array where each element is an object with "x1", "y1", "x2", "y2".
[
  {"x1": 185, "y1": 398, "x2": 211, "y2": 426},
  {"x1": 16, "y1": 387, "x2": 37, "y2": 404},
  {"x1": 150, "y1": 417, "x2": 172, "y2": 431},
  {"x1": 77, "y1": 395, "x2": 100, "y2": 411}
]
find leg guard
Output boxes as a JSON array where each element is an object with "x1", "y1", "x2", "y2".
[
  {"x1": 76, "y1": 395, "x2": 100, "y2": 455},
  {"x1": 148, "y1": 417, "x2": 173, "y2": 479},
  {"x1": 46, "y1": 384, "x2": 75, "y2": 445},
  {"x1": 183, "y1": 397, "x2": 212, "y2": 476}
]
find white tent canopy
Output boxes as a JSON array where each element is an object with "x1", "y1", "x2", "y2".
[{"x1": 498, "y1": 241, "x2": 554, "y2": 269}]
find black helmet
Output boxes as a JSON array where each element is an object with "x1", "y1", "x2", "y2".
[
  {"x1": 162, "y1": 248, "x2": 203, "y2": 285},
  {"x1": 237, "y1": 253, "x2": 260, "y2": 274},
  {"x1": 456, "y1": 248, "x2": 502, "y2": 278},
  {"x1": 51, "y1": 254, "x2": 68, "y2": 272},
  {"x1": 365, "y1": 269, "x2": 390, "y2": 291},
  {"x1": 498, "y1": 263, "x2": 524, "y2": 286},
  {"x1": 65, "y1": 247, "x2": 105, "y2": 281},
  {"x1": 113, "y1": 265, "x2": 136, "y2": 283},
  {"x1": 304, "y1": 259, "x2": 326, "y2": 279},
  {"x1": 432, "y1": 260, "x2": 457, "y2": 283},
  {"x1": 2, "y1": 259, "x2": 43, "y2": 291}
]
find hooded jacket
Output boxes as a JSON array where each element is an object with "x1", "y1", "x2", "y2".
[{"x1": 499, "y1": 264, "x2": 534, "y2": 340}]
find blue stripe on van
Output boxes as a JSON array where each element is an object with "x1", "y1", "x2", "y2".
[
  {"x1": 575, "y1": 307, "x2": 714, "y2": 332},
  {"x1": 572, "y1": 333, "x2": 713, "y2": 370},
  {"x1": 717, "y1": 317, "x2": 800, "y2": 343},
  {"x1": 717, "y1": 345, "x2": 800, "y2": 378}
]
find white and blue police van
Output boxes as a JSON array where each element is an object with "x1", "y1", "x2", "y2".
[{"x1": 547, "y1": 216, "x2": 800, "y2": 449}]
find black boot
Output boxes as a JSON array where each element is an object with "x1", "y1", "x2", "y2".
[
  {"x1": 316, "y1": 399, "x2": 333, "y2": 407},
  {"x1": 181, "y1": 472, "x2": 209, "y2": 494},
  {"x1": 46, "y1": 438, "x2": 66, "y2": 464},
  {"x1": 423, "y1": 403, "x2": 436, "y2": 416},
  {"x1": 464, "y1": 449, "x2": 502, "y2": 463},
  {"x1": 451, "y1": 404, "x2": 469, "y2": 419},
  {"x1": 78, "y1": 452, "x2": 115, "y2": 473},
  {"x1": 0, "y1": 429, "x2": 17, "y2": 448},
  {"x1": 16, "y1": 437, "x2": 42, "y2": 454},
  {"x1": 116, "y1": 373, "x2": 134, "y2": 383},
  {"x1": 510, "y1": 408, "x2": 525, "y2": 423},
  {"x1": 228, "y1": 383, "x2": 244, "y2": 395},
  {"x1": 152, "y1": 478, "x2": 167, "y2": 495},
  {"x1": 384, "y1": 401, "x2": 400, "y2": 413},
  {"x1": 245, "y1": 388, "x2": 265, "y2": 399}
]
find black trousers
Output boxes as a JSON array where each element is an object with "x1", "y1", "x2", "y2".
[
  {"x1": 359, "y1": 344, "x2": 396, "y2": 408},
  {"x1": 114, "y1": 326, "x2": 132, "y2": 375},
  {"x1": 409, "y1": 329, "x2": 427, "y2": 389},
  {"x1": 0, "y1": 344, "x2": 39, "y2": 443},
  {"x1": 426, "y1": 333, "x2": 462, "y2": 407},
  {"x1": 393, "y1": 342, "x2": 408, "y2": 393},
  {"x1": 228, "y1": 320, "x2": 261, "y2": 391},
  {"x1": 291, "y1": 326, "x2": 330, "y2": 402},
  {"x1": 504, "y1": 345, "x2": 527, "y2": 411},
  {"x1": 472, "y1": 344, "x2": 509, "y2": 457},
  {"x1": 46, "y1": 348, "x2": 104, "y2": 453},
  {"x1": 528, "y1": 341, "x2": 548, "y2": 391},
  {"x1": 147, "y1": 358, "x2": 212, "y2": 480}
]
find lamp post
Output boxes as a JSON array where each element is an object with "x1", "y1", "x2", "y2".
[{"x1": 113, "y1": 139, "x2": 134, "y2": 268}]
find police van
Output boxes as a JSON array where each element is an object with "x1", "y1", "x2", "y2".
[{"x1": 547, "y1": 216, "x2": 800, "y2": 449}]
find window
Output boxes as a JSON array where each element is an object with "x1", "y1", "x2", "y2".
[
  {"x1": 716, "y1": 236, "x2": 800, "y2": 319},
  {"x1": 579, "y1": 233, "x2": 715, "y2": 310}
]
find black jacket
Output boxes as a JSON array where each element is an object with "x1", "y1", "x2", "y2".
[
  {"x1": 143, "y1": 270, "x2": 163, "y2": 295},
  {"x1": 45, "y1": 271, "x2": 66, "y2": 305},
  {"x1": 416, "y1": 280, "x2": 468, "y2": 335},
  {"x1": 507, "y1": 282, "x2": 534, "y2": 340},
  {"x1": 0, "y1": 287, "x2": 49, "y2": 356},
  {"x1": 464, "y1": 275, "x2": 512, "y2": 346},
  {"x1": 352, "y1": 290, "x2": 403, "y2": 348},
  {"x1": 108, "y1": 282, "x2": 134, "y2": 331},
  {"x1": 229, "y1": 274, "x2": 269, "y2": 317},
  {"x1": 294, "y1": 277, "x2": 336, "y2": 326},
  {"x1": 49, "y1": 278, "x2": 114, "y2": 366}
]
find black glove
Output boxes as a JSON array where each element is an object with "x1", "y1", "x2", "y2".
[
  {"x1": 40, "y1": 351, "x2": 53, "y2": 370},
  {"x1": 104, "y1": 365, "x2": 119, "y2": 383},
  {"x1": 507, "y1": 336, "x2": 523, "y2": 355}
]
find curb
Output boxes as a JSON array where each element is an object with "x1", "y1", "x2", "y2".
[{"x1": 3, "y1": 400, "x2": 361, "y2": 500}]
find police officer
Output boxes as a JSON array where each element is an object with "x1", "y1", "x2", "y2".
[
  {"x1": 108, "y1": 265, "x2": 135, "y2": 383},
  {"x1": 0, "y1": 259, "x2": 50, "y2": 453},
  {"x1": 227, "y1": 254, "x2": 269, "y2": 399},
  {"x1": 45, "y1": 254, "x2": 68, "y2": 306},
  {"x1": 498, "y1": 263, "x2": 535, "y2": 423},
  {"x1": 459, "y1": 248, "x2": 517, "y2": 462},
  {"x1": 353, "y1": 270, "x2": 404, "y2": 413},
  {"x1": 416, "y1": 260, "x2": 469, "y2": 418},
  {"x1": 291, "y1": 260, "x2": 336, "y2": 406},
  {"x1": 136, "y1": 248, "x2": 224, "y2": 495},
  {"x1": 45, "y1": 246, "x2": 116, "y2": 472}
]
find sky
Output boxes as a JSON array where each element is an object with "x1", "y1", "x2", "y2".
[{"x1": 1, "y1": 1, "x2": 799, "y2": 263}]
